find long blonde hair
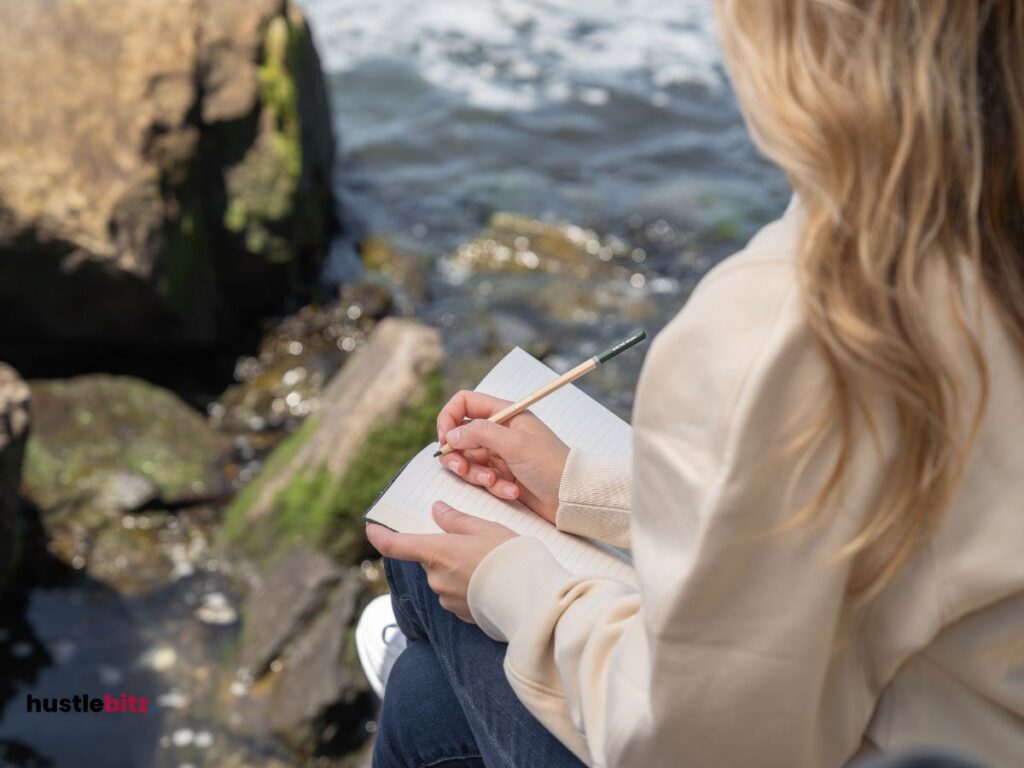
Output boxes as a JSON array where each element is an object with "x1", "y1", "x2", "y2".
[{"x1": 715, "y1": 0, "x2": 1024, "y2": 598}]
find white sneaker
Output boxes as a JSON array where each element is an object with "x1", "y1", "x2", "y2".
[{"x1": 355, "y1": 594, "x2": 409, "y2": 698}]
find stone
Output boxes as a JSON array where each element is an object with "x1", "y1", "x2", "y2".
[
  {"x1": 211, "y1": 282, "x2": 393, "y2": 434},
  {"x1": 92, "y1": 471, "x2": 160, "y2": 514},
  {"x1": 223, "y1": 318, "x2": 443, "y2": 564},
  {"x1": 0, "y1": 363, "x2": 30, "y2": 588},
  {"x1": 0, "y1": 0, "x2": 336, "y2": 354},
  {"x1": 267, "y1": 577, "x2": 363, "y2": 737},
  {"x1": 237, "y1": 546, "x2": 342, "y2": 678},
  {"x1": 23, "y1": 375, "x2": 232, "y2": 513},
  {"x1": 445, "y1": 212, "x2": 633, "y2": 279}
]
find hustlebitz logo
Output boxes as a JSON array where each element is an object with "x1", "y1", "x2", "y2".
[{"x1": 26, "y1": 693, "x2": 150, "y2": 714}]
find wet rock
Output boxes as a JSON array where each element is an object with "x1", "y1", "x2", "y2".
[
  {"x1": 445, "y1": 212, "x2": 634, "y2": 280},
  {"x1": 92, "y1": 471, "x2": 160, "y2": 514},
  {"x1": 223, "y1": 318, "x2": 443, "y2": 564},
  {"x1": 361, "y1": 235, "x2": 431, "y2": 306},
  {"x1": 211, "y1": 282, "x2": 393, "y2": 435},
  {"x1": 86, "y1": 520, "x2": 173, "y2": 594},
  {"x1": 267, "y1": 577, "x2": 364, "y2": 739},
  {"x1": 22, "y1": 375, "x2": 231, "y2": 583},
  {"x1": 0, "y1": 363, "x2": 30, "y2": 590},
  {"x1": 237, "y1": 546, "x2": 342, "y2": 677},
  {"x1": 437, "y1": 214, "x2": 669, "y2": 417},
  {"x1": 0, "y1": 0, "x2": 335, "y2": 353}
]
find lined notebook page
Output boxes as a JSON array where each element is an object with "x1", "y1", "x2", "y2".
[{"x1": 366, "y1": 348, "x2": 636, "y2": 586}]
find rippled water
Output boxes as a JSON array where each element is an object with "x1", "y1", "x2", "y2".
[{"x1": 304, "y1": 0, "x2": 787, "y2": 248}]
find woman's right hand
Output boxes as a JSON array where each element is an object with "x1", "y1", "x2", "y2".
[{"x1": 436, "y1": 390, "x2": 569, "y2": 525}]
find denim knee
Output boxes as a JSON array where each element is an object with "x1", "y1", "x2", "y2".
[
  {"x1": 384, "y1": 557, "x2": 431, "y2": 642},
  {"x1": 373, "y1": 640, "x2": 484, "y2": 768}
]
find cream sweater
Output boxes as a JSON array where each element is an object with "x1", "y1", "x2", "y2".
[{"x1": 467, "y1": 200, "x2": 1024, "y2": 768}]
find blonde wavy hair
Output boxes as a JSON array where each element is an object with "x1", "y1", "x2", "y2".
[{"x1": 715, "y1": 0, "x2": 1024, "y2": 598}]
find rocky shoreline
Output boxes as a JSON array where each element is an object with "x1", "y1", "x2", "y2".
[{"x1": 0, "y1": 1, "x2": 718, "y2": 766}]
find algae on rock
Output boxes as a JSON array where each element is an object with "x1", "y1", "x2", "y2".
[
  {"x1": 23, "y1": 375, "x2": 231, "y2": 513},
  {"x1": 222, "y1": 319, "x2": 445, "y2": 567}
]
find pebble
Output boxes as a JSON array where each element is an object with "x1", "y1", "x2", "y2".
[
  {"x1": 194, "y1": 592, "x2": 238, "y2": 626},
  {"x1": 140, "y1": 646, "x2": 177, "y2": 672},
  {"x1": 157, "y1": 689, "x2": 188, "y2": 710},
  {"x1": 194, "y1": 731, "x2": 213, "y2": 749},
  {"x1": 171, "y1": 728, "x2": 193, "y2": 747}
]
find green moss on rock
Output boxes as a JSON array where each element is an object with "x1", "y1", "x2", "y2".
[
  {"x1": 222, "y1": 14, "x2": 306, "y2": 263},
  {"x1": 224, "y1": 371, "x2": 443, "y2": 566},
  {"x1": 23, "y1": 375, "x2": 231, "y2": 512}
]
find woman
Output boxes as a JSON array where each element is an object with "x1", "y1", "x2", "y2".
[{"x1": 366, "y1": 1, "x2": 1024, "y2": 766}]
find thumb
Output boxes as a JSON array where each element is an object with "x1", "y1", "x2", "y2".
[
  {"x1": 446, "y1": 418, "x2": 521, "y2": 458},
  {"x1": 432, "y1": 501, "x2": 493, "y2": 535}
]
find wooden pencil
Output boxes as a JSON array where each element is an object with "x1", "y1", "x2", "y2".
[{"x1": 434, "y1": 329, "x2": 647, "y2": 457}]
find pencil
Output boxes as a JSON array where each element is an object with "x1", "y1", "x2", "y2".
[{"x1": 434, "y1": 329, "x2": 648, "y2": 458}]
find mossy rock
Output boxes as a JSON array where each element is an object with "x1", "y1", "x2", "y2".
[
  {"x1": 447, "y1": 212, "x2": 633, "y2": 278},
  {"x1": 221, "y1": 318, "x2": 444, "y2": 567},
  {"x1": 224, "y1": 370, "x2": 442, "y2": 566},
  {"x1": 23, "y1": 375, "x2": 232, "y2": 514}
]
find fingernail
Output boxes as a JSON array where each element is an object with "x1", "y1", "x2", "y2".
[
  {"x1": 432, "y1": 501, "x2": 448, "y2": 514},
  {"x1": 502, "y1": 484, "x2": 517, "y2": 498},
  {"x1": 447, "y1": 426, "x2": 462, "y2": 445},
  {"x1": 446, "y1": 459, "x2": 460, "y2": 473},
  {"x1": 476, "y1": 470, "x2": 491, "y2": 484}
]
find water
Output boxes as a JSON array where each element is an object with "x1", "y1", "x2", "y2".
[
  {"x1": 305, "y1": 0, "x2": 787, "y2": 251},
  {"x1": 302, "y1": 0, "x2": 790, "y2": 413}
]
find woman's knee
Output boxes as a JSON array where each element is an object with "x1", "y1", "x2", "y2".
[
  {"x1": 374, "y1": 641, "x2": 483, "y2": 768},
  {"x1": 384, "y1": 557, "x2": 432, "y2": 641}
]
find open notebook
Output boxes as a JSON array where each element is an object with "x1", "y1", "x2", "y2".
[{"x1": 365, "y1": 347, "x2": 637, "y2": 586}]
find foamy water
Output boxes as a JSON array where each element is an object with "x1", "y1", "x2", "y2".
[{"x1": 303, "y1": 0, "x2": 725, "y2": 112}]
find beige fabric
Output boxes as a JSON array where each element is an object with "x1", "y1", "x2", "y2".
[
  {"x1": 555, "y1": 448, "x2": 632, "y2": 549},
  {"x1": 467, "y1": 199, "x2": 1024, "y2": 768}
]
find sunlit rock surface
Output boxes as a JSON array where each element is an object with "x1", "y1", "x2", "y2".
[{"x1": 0, "y1": 0, "x2": 335, "y2": 352}]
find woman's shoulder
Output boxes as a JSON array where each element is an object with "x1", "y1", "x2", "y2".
[
  {"x1": 692, "y1": 196, "x2": 804, "y2": 302},
  {"x1": 655, "y1": 198, "x2": 809, "y2": 354},
  {"x1": 636, "y1": 200, "x2": 822, "y2": 442}
]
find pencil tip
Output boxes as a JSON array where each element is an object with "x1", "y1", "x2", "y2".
[{"x1": 432, "y1": 449, "x2": 442, "y2": 457}]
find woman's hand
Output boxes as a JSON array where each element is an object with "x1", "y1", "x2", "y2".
[
  {"x1": 365, "y1": 501, "x2": 516, "y2": 623},
  {"x1": 437, "y1": 390, "x2": 569, "y2": 524}
]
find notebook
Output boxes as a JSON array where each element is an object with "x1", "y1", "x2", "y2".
[{"x1": 365, "y1": 347, "x2": 637, "y2": 586}]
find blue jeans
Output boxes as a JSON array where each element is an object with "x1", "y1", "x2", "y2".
[{"x1": 374, "y1": 557, "x2": 585, "y2": 768}]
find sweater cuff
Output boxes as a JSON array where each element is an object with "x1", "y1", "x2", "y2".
[
  {"x1": 468, "y1": 536, "x2": 574, "y2": 642},
  {"x1": 555, "y1": 447, "x2": 632, "y2": 549}
]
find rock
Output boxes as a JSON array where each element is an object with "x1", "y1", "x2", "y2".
[
  {"x1": 24, "y1": 375, "x2": 231, "y2": 512},
  {"x1": 211, "y1": 282, "x2": 393, "y2": 434},
  {"x1": 92, "y1": 471, "x2": 160, "y2": 514},
  {"x1": 223, "y1": 318, "x2": 443, "y2": 564},
  {"x1": 0, "y1": 0, "x2": 336, "y2": 353},
  {"x1": 22, "y1": 375, "x2": 232, "y2": 580},
  {"x1": 361, "y1": 235, "x2": 432, "y2": 306},
  {"x1": 444, "y1": 212, "x2": 634, "y2": 280},
  {"x1": 237, "y1": 546, "x2": 342, "y2": 677},
  {"x1": 267, "y1": 577, "x2": 363, "y2": 738},
  {"x1": 0, "y1": 364, "x2": 30, "y2": 588},
  {"x1": 227, "y1": 548, "x2": 372, "y2": 758}
]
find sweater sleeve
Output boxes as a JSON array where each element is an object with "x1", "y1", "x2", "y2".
[
  {"x1": 555, "y1": 448, "x2": 632, "y2": 549},
  {"x1": 468, "y1": 248, "x2": 884, "y2": 768}
]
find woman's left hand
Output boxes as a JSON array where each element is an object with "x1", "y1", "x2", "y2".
[{"x1": 365, "y1": 501, "x2": 516, "y2": 623}]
